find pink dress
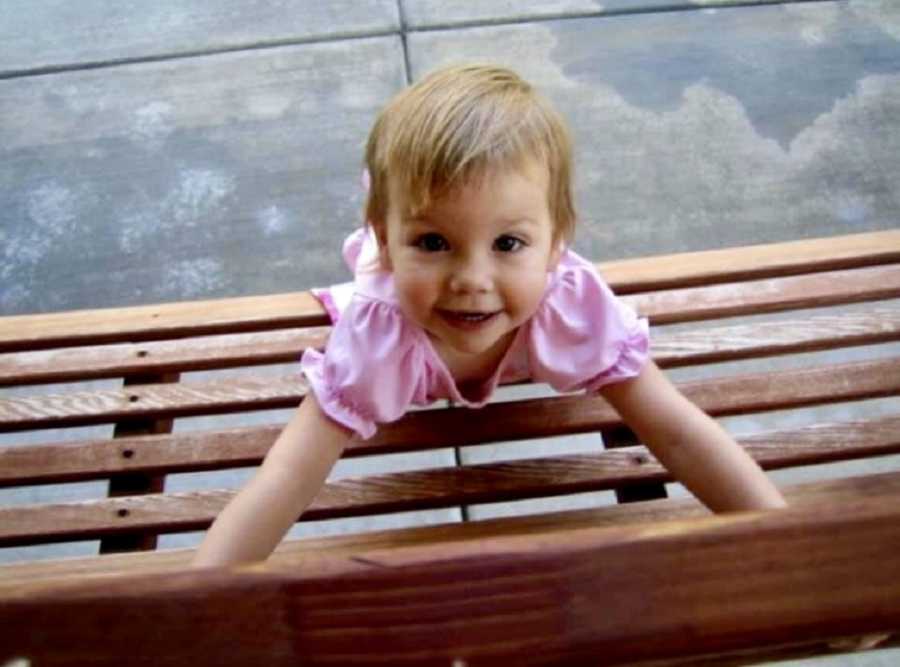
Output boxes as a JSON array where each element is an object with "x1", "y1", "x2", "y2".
[{"x1": 301, "y1": 228, "x2": 649, "y2": 439}]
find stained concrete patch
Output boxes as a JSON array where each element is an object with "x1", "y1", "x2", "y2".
[
  {"x1": 0, "y1": 0, "x2": 400, "y2": 74},
  {"x1": 408, "y1": 1, "x2": 900, "y2": 260},
  {"x1": 551, "y1": 2, "x2": 898, "y2": 149},
  {"x1": 1, "y1": 36, "x2": 406, "y2": 315}
]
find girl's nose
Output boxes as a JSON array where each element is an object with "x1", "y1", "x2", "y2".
[{"x1": 449, "y1": 254, "x2": 493, "y2": 293}]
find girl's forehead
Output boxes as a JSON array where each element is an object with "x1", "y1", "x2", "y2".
[{"x1": 390, "y1": 159, "x2": 550, "y2": 217}]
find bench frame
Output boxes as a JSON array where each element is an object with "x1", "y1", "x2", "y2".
[{"x1": 1, "y1": 230, "x2": 899, "y2": 665}]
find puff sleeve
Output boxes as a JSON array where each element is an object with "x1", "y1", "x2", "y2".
[
  {"x1": 300, "y1": 296, "x2": 425, "y2": 439},
  {"x1": 528, "y1": 254, "x2": 649, "y2": 393}
]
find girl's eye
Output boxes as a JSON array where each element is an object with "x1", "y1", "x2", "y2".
[
  {"x1": 414, "y1": 233, "x2": 449, "y2": 252},
  {"x1": 494, "y1": 235, "x2": 524, "y2": 253}
]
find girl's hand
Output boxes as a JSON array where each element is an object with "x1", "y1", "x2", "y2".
[{"x1": 191, "y1": 394, "x2": 351, "y2": 568}]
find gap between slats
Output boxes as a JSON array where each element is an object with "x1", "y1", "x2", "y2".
[
  {"x1": 0, "y1": 266, "x2": 900, "y2": 386},
  {"x1": 1, "y1": 357, "x2": 898, "y2": 478},
  {"x1": 0, "y1": 415, "x2": 898, "y2": 546},
  {"x1": 4, "y1": 470, "x2": 900, "y2": 584},
  {"x1": 1, "y1": 231, "x2": 897, "y2": 354},
  {"x1": 1, "y1": 353, "x2": 898, "y2": 434}
]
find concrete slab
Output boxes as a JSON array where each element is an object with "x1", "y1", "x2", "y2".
[
  {"x1": 0, "y1": 0, "x2": 399, "y2": 75},
  {"x1": 407, "y1": 1, "x2": 900, "y2": 262},
  {"x1": 1, "y1": 36, "x2": 406, "y2": 316},
  {"x1": 403, "y1": 0, "x2": 776, "y2": 29},
  {"x1": 403, "y1": 0, "x2": 603, "y2": 27}
]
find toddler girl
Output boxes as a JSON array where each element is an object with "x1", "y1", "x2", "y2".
[{"x1": 193, "y1": 63, "x2": 787, "y2": 568}]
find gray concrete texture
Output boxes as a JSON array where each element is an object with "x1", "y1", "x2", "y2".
[
  {"x1": 3, "y1": 0, "x2": 899, "y2": 314},
  {"x1": 2, "y1": 3, "x2": 900, "y2": 660}
]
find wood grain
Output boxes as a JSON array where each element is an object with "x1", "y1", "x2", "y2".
[
  {"x1": 4, "y1": 471, "x2": 900, "y2": 584},
  {"x1": 2, "y1": 297, "x2": 898, "y2": 387},
  {"x1": 650, "y1": 305, "x2": 900, "y2": 367},
  {"x1": 0, "y1": 374, "x2": 310, "y2": 432},
  {"x1": 601, "y1": 229, "x2": 900, "y2": 293},
  {"x1": 1, "y1": 230, "x2": 896, "y2": 353},
  {"x1": 2, "y1": 415, "x2": 897, "y2": 546},
  {"x1": 0, "y1": 290, "x2": 328, "y2": 353},
  {"x1": 626, "y1": 264, "x2": 900, "y2": 324},
  {"x1": 1, "y1": 354, "x2": 897, "y2": 440},
  {"x1": 1, "y1": 494, "x2": 898, "y2": 666},
  {"x1": 0, "y1": 327, "x2": 330, "y2": 386}
]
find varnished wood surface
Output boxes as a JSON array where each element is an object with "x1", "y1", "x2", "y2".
[
  {"x1": 1, "y1": 352, "x2": 896, "y2": 434},
  {"x1": 2, "y1": 290, "x2": 898, "y2": 388},
  {"x1": 1, "y1": 493, "x2": 898, "y2": 666},
  {"x1": 0, "y1": 230, "x2": 896, "y2": 353},
  {"x1": 2, "y1": 415, "x2": 898, "y2": 546},
  {"x1": 0, "y1": 232, "x2": 897, "y2": 664},
  {"x1": 628, "y1": 264, "x2": 900, "y2": 325},
  {"x1": 3, "y1": 471, "x2": 899, "y2": 583},
  {"x1": 2, "y1": 356, "x2": 898, "y2": 485}
]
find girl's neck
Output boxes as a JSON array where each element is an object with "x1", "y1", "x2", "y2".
[{"x1": 429, "y1": 328, "x2": 518, "y2": 394}]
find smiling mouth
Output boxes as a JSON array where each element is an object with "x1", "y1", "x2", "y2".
[{"x1": 437, "y1": 309, "x2": 500, "y2": 327}]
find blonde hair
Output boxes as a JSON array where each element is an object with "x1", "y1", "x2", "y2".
[{"x1": 364, "y1": 63, "x2": 576, "y2": 244}]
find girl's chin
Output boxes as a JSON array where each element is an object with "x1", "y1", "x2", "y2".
[{"x1": 431, "y1": 325, "x2": 518, "y2": 358}]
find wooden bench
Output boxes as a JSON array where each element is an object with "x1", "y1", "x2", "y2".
[{"x1": 1, "y1": 230, "x2": 899, "y2": 665}]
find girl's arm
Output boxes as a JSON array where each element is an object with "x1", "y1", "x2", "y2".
[
  {"x1": 598, "y1": 361, "x2": 787, "y2": 512},
  {"x1": 191, "y1": 393, "x2": 352, "y2": 568}
]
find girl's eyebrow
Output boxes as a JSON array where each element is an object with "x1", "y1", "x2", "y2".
[
  {"x1": 495, "y1": 217, "x2": 541, "y2": 233},
  {"x1": 401, "y1": 211, "x2": 435, "y2": 224}
]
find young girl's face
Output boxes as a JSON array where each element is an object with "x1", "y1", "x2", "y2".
[{"x1": 378, "y1": 160, "x2": 562, "y2": 361}]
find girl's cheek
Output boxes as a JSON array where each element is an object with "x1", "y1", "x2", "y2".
[{"x1": 395, "y1": 269, "x2": 438, "y2": 306}]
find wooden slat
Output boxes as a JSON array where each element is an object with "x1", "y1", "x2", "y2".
[
  {"x1": 0, "y1": 374, "x2": 309, "y2": 432},
  {"x1": 2, "y1": 494, "x2": 898, "y2": 666},
  {"x1": 1, "y1": 230, "x2": 896, "y2": 353},
  {"x1": 3, "y1": 470, "x2": 899, "y2": 585},
  {"x1": 2, "y1": 415, "x2": 898, "y2": 546},
  {"x1": 0, "y1": 328, "x2": 329, "y2": 387},
  {"x1": 3, "y1": 293, "x2": 898, "y2": 387},
  {"x1": 651, "y1": 305, "x2": 900, "y2": 367},
  {"x1": 0, "y1": 290, "x2": 328, "y2": 354},
  {"x1": 7, "y1": 354, "x2": 900, "y2": 434},
  {"x1": 601, "y1": 229, "x2": 900, "y2": 293},
  {"x1": 1, "y1": 354, "x2": 898, "y2": 452},
  {"x1": 0, "y1": 425, "x2": 282, "y2": 487},
  {"x1": 627, "y1": 264, "x2": 900, "y2": 325}
]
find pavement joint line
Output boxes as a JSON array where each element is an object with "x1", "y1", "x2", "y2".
[
  {"x1": 0, "y1": 0, "x2": 833, "y2": 81},
  {"x1": 403, "y1": 0, "x2": 831, "y2": 34},
  {"x1": 397, "y1": 0, "x2": 413, "y2": 85},
  {"x1": 0, "y1": 29, "x2": 401, "y2": 81}
]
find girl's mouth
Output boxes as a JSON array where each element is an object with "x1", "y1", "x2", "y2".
[{"x1": 437, "y1": 309, "x2": 500, "y2": 329}]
